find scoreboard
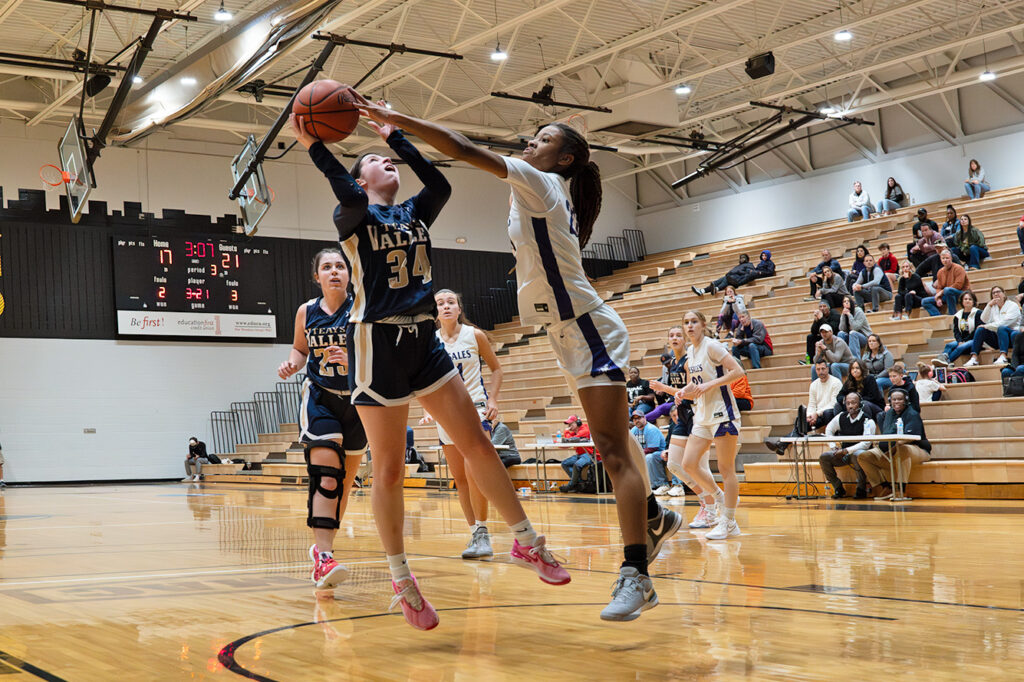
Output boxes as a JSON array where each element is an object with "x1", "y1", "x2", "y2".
[{"x1": 112, "y1": 235, "x2": 277, "y2": 339}]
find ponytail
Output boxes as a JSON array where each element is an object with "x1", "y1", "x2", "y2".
[{"x1": 551, "y1": 122, "x2": 602, "y2": 249}]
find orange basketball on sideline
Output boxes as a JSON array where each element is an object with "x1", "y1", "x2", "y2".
[{"x1": 292, "y1": 80, "x2": 360, "y2": 144}]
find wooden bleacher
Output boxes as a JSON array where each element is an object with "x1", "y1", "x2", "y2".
[{"x1": 206, "y1": 185, "x2": 1024, "y2": 497}]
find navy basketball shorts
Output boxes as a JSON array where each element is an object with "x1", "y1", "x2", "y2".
[
  {"x1": 299, "y1": 379, "x2": 368, "y2": 457},
  {"x1": 545, "y1": 303, "x2": 629, "y2": 394},
  {"x1": 347, "y1": 320, "x2": 458, "y2": 407}
]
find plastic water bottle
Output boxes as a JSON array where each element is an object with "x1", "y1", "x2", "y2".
[{"x1": 896, "y1": 417, "x2": 904, "y2": 436}]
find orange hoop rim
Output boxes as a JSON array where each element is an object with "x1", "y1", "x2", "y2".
[
  {"x1": 565, "y1": 113, "x2": 589, "y2": 138},
  {"x1": 245, "y1": 186, "x2": 276, "y2": 205},
  {"x1": 40, "y1": 163, "x2": 71, "y2": 187}
]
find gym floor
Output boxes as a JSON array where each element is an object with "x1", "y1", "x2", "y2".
[{"x1": 0, "y1": 484, "x2": 1021, "y2": 680}]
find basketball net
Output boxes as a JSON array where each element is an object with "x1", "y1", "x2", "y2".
[{"x1": 564, "y1": 113, "x2": 589, "y2": 141}]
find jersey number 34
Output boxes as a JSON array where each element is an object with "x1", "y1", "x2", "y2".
[{"x1": 386, "y1": 245, "x2": 431, "y2": 289}]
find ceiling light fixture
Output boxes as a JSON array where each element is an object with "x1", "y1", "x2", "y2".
[
  {"x1": 979, "y1": 70, "x2": 997, "y2": 81},
  {"x1": 674, "y1": 84, "x2": 692, "y2": 95},
  {"x1": 819, "y1": 106, "x2": 837, "y2": 115},
  {"x1": 491, "y1": 43, "x2": 508, "y2": 61},
  {"x1": 180, "y1": 76, "x2": 198, "y2": 86},
  {"x1": 214, "y1": 1, "x2": 232, "y2": 21},
  {"x1": 834, "y1": 29, "x2": 853, "y2": 41},
  {"x1": 132, "y1": 75, "x2": 143, "y2": 84}
]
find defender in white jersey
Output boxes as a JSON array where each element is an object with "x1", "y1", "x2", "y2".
[
  {"x1": 678, "y1": 311, "x2": 746, "y2": 541},
  {"x1": 420, "y1": 289, "x2": 506, "y2": 560},
  {"x1": 354, "y1": 104, "x2": 683, "y2": 623}
]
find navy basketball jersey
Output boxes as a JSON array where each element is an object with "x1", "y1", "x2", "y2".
[
  {"x1": 341, "y1": 203, "x2": 435, "y2": 322},
  {"x1": 667, "y1": 353, "x2": 688, "y2": 389},
  {"x1": 304, "y1": 296, "x2": 352, "y2": 393}
]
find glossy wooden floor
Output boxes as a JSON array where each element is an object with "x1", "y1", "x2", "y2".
[{"x1": 1, "y1": 485, "x2": 1023, "y2": 681}]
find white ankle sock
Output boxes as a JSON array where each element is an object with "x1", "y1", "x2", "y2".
[
  {"x1": 699, "y1": 493, "x2": 716, "y2": 507},
  {"x1": 723, "y1": 506, "x2": 736, "y2": 521},
  {"x1": 387, "y1": 553, "x2": 412, "y2": 582},
  {"x1": 510, "y1": 519, "x2": 538, "y2": 547}
]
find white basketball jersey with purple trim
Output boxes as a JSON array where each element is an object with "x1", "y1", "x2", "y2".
[
  {"x1": 686, "y1": 336, "x2": 740, "y2": 426},
  {"x1": 437, "y1": 324, "x2": 487, "y2": 405},
  {"x1": 502, "y1": 157, "x2": 604, "y2": 326}
]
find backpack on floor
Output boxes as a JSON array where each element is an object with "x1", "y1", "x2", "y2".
[{"x1": 1004, "y1": 375, "x2": 1024, "y2": 397}]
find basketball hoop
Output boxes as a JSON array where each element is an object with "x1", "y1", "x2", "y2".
[
  {"x1": 245, "y1": 186, "x2": 276, "y2": 205},
  {"x1": 40, "y1": 163, "x2": 73, "y2": 190},
  {"x1": 565, "y1": 113, "x2": 589, "y2": 139}
]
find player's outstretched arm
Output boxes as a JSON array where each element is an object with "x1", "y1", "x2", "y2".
[{"x1": 350, "y1": 90, "x2": 508, "y2": 179}]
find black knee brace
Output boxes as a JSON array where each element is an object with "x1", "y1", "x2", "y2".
[{"x1": 305, "y1": 440, "x2": 347, "y2": 530}]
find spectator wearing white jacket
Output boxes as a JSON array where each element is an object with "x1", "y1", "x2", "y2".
[
  {"x1": 837, "y1": 295, "x2": 872, "y2": 357},
  {"x1": 807, "y1": 360, "x2": 844, "y2": 429},
  {"x1": 965, "y1": 286, "x2": 1023, "y2": 366},
  {"x1": 847, "y1": 181, "x2": 874, "y2": 222},
  {"x1": 716, "y1": 286, "x2": 747, "y2": 335}
]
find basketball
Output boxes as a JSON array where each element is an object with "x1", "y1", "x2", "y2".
[{"x1": 292, "y1": 79, "x2": 360, "y2": 144}]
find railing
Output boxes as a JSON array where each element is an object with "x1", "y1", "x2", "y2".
[
  {"x1": 209, "y1": 375, "x2": 304, "y2": 455},
  {"x1": 581, "y1": 228, "x2": 645, "y2": 279}
]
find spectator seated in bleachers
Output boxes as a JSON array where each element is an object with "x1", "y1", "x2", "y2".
[
  {"x1": 863, "y1": 333, "x2": 896, "y2": 393},
  {"x1": 715, "y1": 285, "x2": 746, "y2": 336},
  {"x1": 806, "y1": 248, "x2": 844, "y2": 301},
  {"x1": 878, "y1": 242, "x2": 899, "y2": 289},
  {"x1": 909, "y1": 222, "x2": 946, "y2": 268},
  {"x1": 932, "y1": 291, "x2": 983, "y2": 367},
  {"x1": 812, "y1": 324, "x2": 855, "y2": 380},
  {"x1": 915, "y1": 363, "x2": 947, "y2": 403},
  {"x1": 838, "y1": 295, "x2": 871, "y2": 357},
  {"x1": 845, "y1": 244, "x2": 869, "y2": 291},
  {"x1": 948, "y1": 214, "x2": 988, "y2": 270},
  {"x1": 915, "y1": 243, "x2": 962, "y2": 285},
  {"x1": 877, "y1": 176, "x2": 906, "y2": 216},
  {"x1": 691, "y1": 251, "x2": 772, "y2": 297},
  {"x1": 940, "y1": 204, "x2": 961, "y2": 240},
  {"x1": 802, "y1": 300, "x2": 841, "y2": 364},
  {"x1": 1000, "y1": 330, "x2": 1024, "y2": 382},
  {"x1": 626, "y1": 365, "x2": 657, "y2": 415},
  {"x1": 836, "y1": 359, "x2": 885, "y2": 419},
  {"x1": 818, "y1": 392, "x2": 875, "y2": 499},
  {"x1": 558, "y1": 416, "x2": 595, "y2": 493},
  {"x1": 729, "y1": 311, "x2": 773, "y2": 369},
  {"x1": 922, "y1": 249, "x2": 970, "y2": 316},
  {"x1": 856, "y1": 389, "x2": 931, "y2": 500},
  {"x1": 907, "y1": 208, "x2": 938, "y2": 260},
  {"x1": 1018, "y1": 260, "x2": 1024, "y2": 306},
  {"x1": 634, "y1": 410, "x2": 677, "y2": 497},
  {"x1": 1017, "y1": 214, "x2": 1024, "y2": 255},
  {"x1": 731, "y1": 373, "x2": 754, "y2": 412},
  {"x1": 964, "y1": 286, "x2": 1023, "y2": 367},
  {"x1": 882, "y1": 362, "x2": 920, "y2": 412},
  {"x1": 852, "y1": 254, "x2": 893, "y2": 312},
  {"x1": 892, "y1": 261, "x2": 927, "y2": 321},
  {"x1": 183, "y1": 436, "x2": 209, "y2": 482},
  {"x1": 847, "y1": 181, "x2": 874, "y2": 222},
  {"x1": 763, "y1": 360, "x2": 843, "y2": 456},
  {"x1": 964, "y1": 158, "x2": 990, "y2": 199},
  {"x1": 818, "y1": 265, "x2": 850, "y2": 309},
  {"x1": 489, "y1": 417, "x2": 521, "y2": 468}
]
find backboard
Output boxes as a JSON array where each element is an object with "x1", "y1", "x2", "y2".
[
  {"x1": 59, "y1": 116, "x2": 93, "y2": 224},
  {"x1": 230, "y1": 135, "x2": 271, "y2": 236}
]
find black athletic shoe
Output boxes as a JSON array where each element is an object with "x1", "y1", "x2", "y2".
[
  {"x1": 831, "y1": 485, "x2": 847, "y2": 499},
  {"x1": 763, "y1": 437, "x2": 787, "y2": 457},
  {"x1": 854, "y1": 486, "x2": 869, "y2": 499},
  {"x1": 647, "y1": 508, "x2": 683, "y2": 564}
]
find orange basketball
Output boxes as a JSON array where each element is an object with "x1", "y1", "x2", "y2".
[{"x1": 292, "y1": 80, "x2": 360, "y2": 144}]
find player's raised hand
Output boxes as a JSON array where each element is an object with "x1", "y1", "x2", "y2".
[{"x1": 290, "y1": 113, "x2": 318, "y2": 150}]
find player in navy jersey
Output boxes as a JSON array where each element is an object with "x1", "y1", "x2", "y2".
[
  {"x1": 649, "y1": 325, "x2": 718, "y2": 529},
  {"x1": 291, "y1": 101, "x2": 569, "y2": 632},
  {"x1": 351, "y1": 94, "x2": 682, "y2": 622},
  {"x1": 278, "y1": 248, "x2": 367, "y2": 589}
]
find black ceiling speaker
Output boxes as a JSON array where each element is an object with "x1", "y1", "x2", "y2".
[
  {"x1": 744, "y1": 51, "x2": 775, "y2": 79},
  {"x1": 84, "y1": 73, "x2": 112, "y2": 98}
]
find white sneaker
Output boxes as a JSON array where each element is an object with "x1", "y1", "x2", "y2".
[
  {"x1": 931, "y1": 354, "x2": 949, "y2": 367},
  {"x1": 995, "y1": 354, "x2": 1009, "y2": 365},
  {"x1": 964, "y1": 357, "x2": 980, "y2": 367},
  {"x1": 193, "y1": 474, "x2": 201, "y2": 481},
  {"x1": 181, "y1": 477, "x2": 192, "y2": 482},
  {"x1": 653, "y1": 485, "x2": 670, "y2": 496},
  {"x1": 688, "y1": 505, "x2": 714, "y2": 529},
  {"x1": 705, "y1": 518, "x2": 741, "y2": 540},
  {"x1": 667, "y1": 485, "x2": 685, "y2": 497}
]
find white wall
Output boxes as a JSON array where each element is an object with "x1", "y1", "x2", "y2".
[
  {"x1": 0, "y1": 338, "x2": 290, "y2": 482},
  {"x1": 0, "y1": 120, "x2": 637, "y2": 253},
  {"x1": 637, "y1": 126, "x2": 1024, "y2": 254}
]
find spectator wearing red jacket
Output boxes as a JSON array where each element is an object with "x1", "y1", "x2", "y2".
[{"x1": 559, "y1": 416, "x2": 594, "y2": 493}]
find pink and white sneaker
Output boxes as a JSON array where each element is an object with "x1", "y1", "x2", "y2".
[
  {"x1": 390, "y1": 576, "x2": 439, "y2": 631},
  {"x1": 688, "y1": 505, "x2": 716, "y2": 529},
  {"x1": 309, "y1": 544, "x2": 348, "y2": 589},
  {"x1": 510, "y1": 536, "x2": 571, "y2": 585}
]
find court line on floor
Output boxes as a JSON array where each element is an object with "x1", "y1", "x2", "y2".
[
  {"x1": 217, "y1": 602, "x2": 897, "y2": 681},
  {"x1": 3, "y1": 515, "x2": 300, "y2": 532},
  {"x1": 0, "y1": 649, "x2": 67, "y2": 682}
]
